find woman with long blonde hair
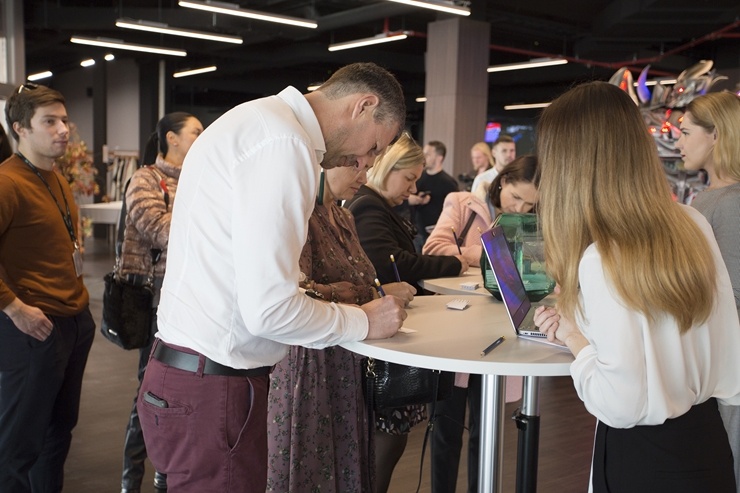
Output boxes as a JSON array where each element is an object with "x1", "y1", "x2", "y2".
[{"x1": 534, "y1": 81, "x2": 740, "y2": 492}]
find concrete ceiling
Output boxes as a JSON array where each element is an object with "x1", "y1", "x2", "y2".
[{"x1": 22, "y1": 0, "x2": 740, "y2": 121}]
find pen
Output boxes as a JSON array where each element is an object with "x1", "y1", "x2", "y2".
[
  {"x1": 451, "y1": 227, "x2": 463, "y2": 254},
  {"x1": 374, "y1": 278, "x2": 386, "y2": 297},
  {"x1": 390, "y1": 254, "x2": 401, "y2": 282},
  {"x1": 480, "y1": 336, "x2": 505, "y2": 357}
]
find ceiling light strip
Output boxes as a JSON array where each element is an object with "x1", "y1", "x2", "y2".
[
  {"x1": 386, "y1": 0, "x2": 470, "y2": 16},
  {"x1": 70, "y1": 36, "x2": 187, "y2": 56},
  {"x1": 178, "y1": 0, "x2": 317, "y2": 29},
  {"x1": 116, "y1": 19, "x2": 243, "y2": 44},
  {"x1": 27, "y1": 71, "x2": 53, "y2": 81},
  {"x1": 328, "y1": 32, "x2": 409, "y2": 52},
  {"x1": 504, "y1": 102, "x2": 551, "y2": 110},
  {"x1": 173, "y1": 65, "x2": 218, "y2": 78},
  {"x1": 488, "y1": 58, "x2": 567, "y2": 73}
]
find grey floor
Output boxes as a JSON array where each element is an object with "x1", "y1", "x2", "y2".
[{"x1": 62, "y1": 236, "x2": 594, "y2": 492}]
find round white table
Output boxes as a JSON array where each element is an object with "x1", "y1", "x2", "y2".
[
  {"x1": 342, "y1": 295, "x2": 572, "y2": 493},
  {"x1": 77, "y1": 200, "x2": 123, "y2": 225},
  {"x1": 419, "y1": 267, "x2": 490, "y2": 296}
]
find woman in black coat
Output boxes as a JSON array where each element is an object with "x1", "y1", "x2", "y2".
[{"x1": 345, "y1": 132, "x2": 468, "y2": 493}]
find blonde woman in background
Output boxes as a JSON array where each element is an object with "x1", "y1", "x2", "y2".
[
  {"x1": 677, "y1": 90, "x2": 740, "y2": 492},
  {"x1": 534, "y1": 81, "x2": 740, "y2": 492}
]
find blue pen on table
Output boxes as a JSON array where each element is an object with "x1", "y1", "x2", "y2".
[
  {"x1": 480, "y1": 336, "x2": 505, "y2": 357},
  {"x1": 374, "y1": 278, "x2": 386, "y2": 297},
  {"x1": 390, "y1": 254, "x2": 401, "y2": 282},
  {"x1": 451, "y1": 227, "x2": 463, "y2": 254}
]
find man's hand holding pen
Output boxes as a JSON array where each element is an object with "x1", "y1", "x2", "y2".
[
  {"x1": 362, "y1": 296, "x2": 409, "y2": 340},
  {"x1": 363, "y1": 280, "x2": 415, "y2": 340}
]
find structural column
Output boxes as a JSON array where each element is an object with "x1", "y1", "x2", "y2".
[
  {"x1": 422, "y1": 17, "x2": 489, "y2": 181},
  {"x1": 1, "y1": 0, "x2": 25, "y2": 100}
]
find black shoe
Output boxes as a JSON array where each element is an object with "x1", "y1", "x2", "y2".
[
  {"x1": 153, "y1": 471, "x2": 167, "y2": 490},
  {"x1": 121, "y1": 489, "x2": 141, "y2": 493}
]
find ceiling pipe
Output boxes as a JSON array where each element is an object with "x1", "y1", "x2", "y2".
[{"x1": 404, "y1": 20, "x2": 739, "y2": 77}]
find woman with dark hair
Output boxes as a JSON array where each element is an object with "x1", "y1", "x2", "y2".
[
  {"x1": 534, "y1": 81, "x2": 740, "y2": 492},
  {"x1": 119, "y1": 111, "x2": 203, "y2": 493},
  {"x1": 422, "y1": 155, "x2": 538, "y2": 493},
  {"x1": 424, "y1": 155, "x2": 539, "y2": 267}
]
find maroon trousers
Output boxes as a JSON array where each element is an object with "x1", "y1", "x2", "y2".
[{"x1": 138, "y1": 340, "x2": 269, "y2": 493}]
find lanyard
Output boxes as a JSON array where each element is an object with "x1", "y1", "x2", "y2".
[{"x1": 16, "y1": 152, "x2": 78, "y2": 247}]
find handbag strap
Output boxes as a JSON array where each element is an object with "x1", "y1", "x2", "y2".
[
  {"x1": 364, "y1": 357, "x2": 443, "y2": 493},
  {"x1": 456, "y1": 210, "x2": 478, "y2": 246},
  {"x1": 364, "y1": 358, "x2": 376, "y2": 452}
]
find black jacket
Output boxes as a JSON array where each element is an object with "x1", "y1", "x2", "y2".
[{"x1": 345, "y1": 185, "x2": 461, "y2": 292}]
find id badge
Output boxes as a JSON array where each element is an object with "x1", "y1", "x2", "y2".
[{"x1": 72, "y1": 245, "x2": 83, "y2": 277}]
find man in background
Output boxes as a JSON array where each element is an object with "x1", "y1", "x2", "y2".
[
  {"x1": 471, "y1": 134, "x2": 516, "y2": 198},
  {"x1": 137, "y1": 62, "x2": 410, "y2": 493},
  {"x1": 408, "y1": 140, "x2": 459, "y2": 251},
  {"x1": 0, "y1": 83, "x2": 95, "y2": 493}
]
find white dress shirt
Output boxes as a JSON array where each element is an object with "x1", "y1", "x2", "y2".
[
  {"x1": 156, "y1": 87, "x2": 368, "y2": 369},
  {"x1": 571, "y1": 205, "x2": 740, "y2": 429},
  {"x1": 471, "y1": 166, "x2": 498, "y2": 200}
]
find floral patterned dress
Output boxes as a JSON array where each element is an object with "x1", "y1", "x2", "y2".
[{"x1": 267, "y1": 202, "x2": 378, "y2": 493}]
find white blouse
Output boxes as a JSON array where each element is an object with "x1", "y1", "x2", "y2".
[{"x1": 571, "y1": 205, "x2": 740, "y2": 429}]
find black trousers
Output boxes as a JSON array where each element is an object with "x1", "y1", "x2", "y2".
[
  {"x1": 0, "y1": 308, "x2": 95, "y2": 493},
  {"x1": 593, "y1": 398, "x2": 736, "y2": 493},
  {"x1": 430, "y1": 375, "x2": 482, "y2": 493}
]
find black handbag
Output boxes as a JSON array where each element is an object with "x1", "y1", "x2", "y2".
[
  {"x1": 364, "y1": 357, "x2": 454, "y2": 410},
  {"x1": 101, "y1": 271, "x2": 155, "y2": 349},
  {"x1": 100, "y1": 169, "x2": 168, "y2": 350}
]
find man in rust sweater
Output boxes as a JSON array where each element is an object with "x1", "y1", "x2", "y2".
[{"x1": 0, "y1": 83, "x2": 95, "y2": 492}]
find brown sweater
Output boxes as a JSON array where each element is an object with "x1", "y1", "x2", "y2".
[
  {"x1": 119, "y1": 156, "x2": 181, "y2": 280},
  {"x1": 0, "y1": 155, "x2": 89, "y2": 315}
]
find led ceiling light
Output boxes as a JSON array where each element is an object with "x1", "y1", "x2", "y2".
[
  {"x1": 415, "y1": 96, "x2": 427, "y2": 102},
  {"x1": 173, "y1": 65, "x2": 218, "y2": 78},
  {"x1": 104, "y1": 54, "x2": 115, "y2": 61},
  {"x1": 70, "y1": 36, "x2": 187, "y2": 56},
  {"x1": 504, "y1": 102, "x2": 551, "y2": 110},
  {"x1": 178, "y1": 1, "x2": 317, "y2": 29},
  {"x1": 487, "y1": 57, "x2": 567, "y2": 73},
  {"x1": 116, "y1": 18, "x2": 243, "y2": 44},
  {"x1": 387, "y1": 0, "x2": 470, "y2": 16},
  {"x1": 80, "y1": 58, "x2": 96, "y2": 67},
  {"x1": 27, "y1": 71, "x2": 53, "y2": 81},
  {"x1": 328, "y1": 31, "x2": 409, "y2": 52}
]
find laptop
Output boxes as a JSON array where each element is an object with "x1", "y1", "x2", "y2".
[{"x1": 481, "y1": 226, "x2": 568, "y2": 349}]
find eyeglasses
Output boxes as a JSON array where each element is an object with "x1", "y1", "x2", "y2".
[{"x1": 17, "y1": 82, "x2": 39, "y2": 93}]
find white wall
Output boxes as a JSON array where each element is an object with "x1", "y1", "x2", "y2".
[
  {"x1": 106, "y1": 59, "x2": 139, "y2": 152},
  {"x1": 55, "y1": 58, "x2": 140, "y2": 155},
  {"x1": 55, "y1": 67, "x2": 94, "y2": 149}
]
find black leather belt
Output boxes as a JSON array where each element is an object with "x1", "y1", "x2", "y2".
[{"x1": 152, "y1": 343, "x2": 271, "y2": 378}]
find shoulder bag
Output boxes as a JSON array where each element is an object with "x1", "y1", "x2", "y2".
[{"x1": 100, "y1": 167, "x2": 168, "y2": 349}]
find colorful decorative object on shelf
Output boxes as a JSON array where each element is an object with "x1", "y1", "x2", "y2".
[
  {"x1": 609, "y1": 60, "x2": 728, "y2": 204},
  {"x1": 54, "y1": 123, "x2": 99, "y2": 199},
  {"x1": 53, "y1": 123, "x2": 99, "y2": 238}
]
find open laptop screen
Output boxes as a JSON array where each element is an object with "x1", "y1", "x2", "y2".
[{"x1": 480, "y1": 226, "x2": 532, "y2": 330}]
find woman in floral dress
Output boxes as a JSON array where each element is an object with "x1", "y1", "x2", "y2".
[{"x1": 266, "y1": 163, "x2": 415, "y2": 493}]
